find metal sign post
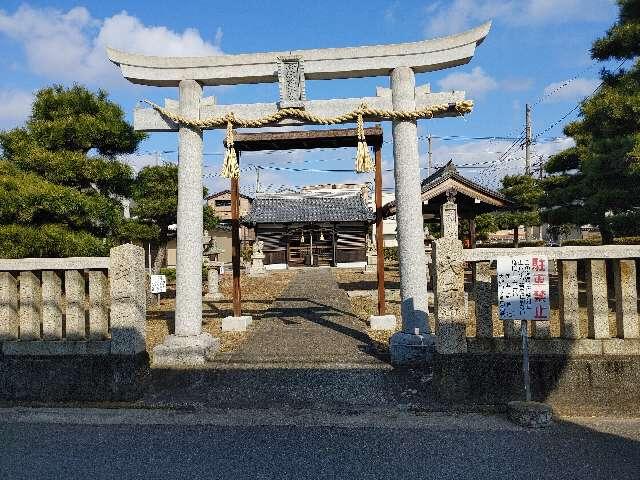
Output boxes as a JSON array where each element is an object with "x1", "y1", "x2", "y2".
[
  {"x1": 521, "y1": 319, "x2": 531, "y2": 402},
  {"x1": 497, "y1": 256, "x2": 550, "y2": 402}
]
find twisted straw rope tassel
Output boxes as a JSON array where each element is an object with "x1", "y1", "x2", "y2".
[
  {"x1": 221, "y1": 121, "x2": 240, "y2": 179},
  {"x1": 355, "y1": 111, "x2": 374, "y2": 173}
]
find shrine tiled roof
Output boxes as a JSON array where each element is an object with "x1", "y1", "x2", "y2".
[
  {"x1": 243, "y1": 194, "x2": 375, "y2": 224},
  {"x1": 418, "y1": 161, "x2": 508, "y2": 202},
  {"x1": 383, "y1": 161, "x2": 511, "y2": 215}
]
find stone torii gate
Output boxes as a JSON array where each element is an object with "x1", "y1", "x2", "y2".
[{"x1": 107, "y1": 22, "x2": 491, "y2": 366}]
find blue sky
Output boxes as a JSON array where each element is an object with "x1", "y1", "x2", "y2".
[{"x1": 0, "y1": 0, "x2": 621, "y2": 195}]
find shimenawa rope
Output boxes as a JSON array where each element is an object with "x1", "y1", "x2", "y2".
[{"x1": 143, "y1": 99, "x2": 474, "y2": 179}]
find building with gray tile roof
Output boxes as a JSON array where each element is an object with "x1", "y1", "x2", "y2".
[{"x1": 243, "y1": 193, "x2": 375, "y2": 225}]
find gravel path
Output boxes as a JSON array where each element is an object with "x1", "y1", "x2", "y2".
[{"x1": 213, "y1": 268, "x2": 385, "y2": 366}]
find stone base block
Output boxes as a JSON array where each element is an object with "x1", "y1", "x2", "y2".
[
  {"x1": 152, "y1": 333, "x2": 220, "y2": 367},
  {"x1": 433, "y1": 353, "x2": 640, "y2": 415},
  {"x1": 389, "y1": 331, "x2": 436, "y2": 366},
  {"x1": 368, "y1": 315, "x2": 397, "y2": 331},
  {"x1": 222, "y1": 316, "x2": 253, "y2": 332},
  {"x1": 3, "y1": 340, "x2": 111, "y2": 356},
  {"x1": 347, "y1": 290, "x2": 375, "y2": 298},
  {"x1": 602, "y1": 338, "x2": 640, "y2": 355},
  {"x1": 248, "y1": 269, "x2": 267, "y2": 277},
  {"x1": 203, "y1": 292, "x2": 225, "y2": 301},
  {"x1": 507, "y1": 401, "x2": 553, "y2": 428},
  {"x1": 0, "y1": 352, "x2": 149, "y2": 402}
]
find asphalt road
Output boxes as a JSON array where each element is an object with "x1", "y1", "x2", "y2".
[{"x1": 1, "y1": 409, "x2": 639, "y2": 479}]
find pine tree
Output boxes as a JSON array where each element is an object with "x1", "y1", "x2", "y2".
[
  {"x1": 542, "y1": 0, "x2": 640, "y2": 243},
  {"x1": 0, "y1": 85, "x2": 145, "y2": 257},
  {"x1": 125, "y1": 163, "x2": 219, "y2": 272}
]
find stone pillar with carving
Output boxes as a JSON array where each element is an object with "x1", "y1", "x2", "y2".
[{"x1": 441, "y1": 189, "x2": 459, "y2": 240}]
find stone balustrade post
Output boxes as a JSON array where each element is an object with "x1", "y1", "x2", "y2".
[
  {"x1": 472, "y1": 261, "x2": 493, "y2": 338},
  {"x1": 89, "y1": 270, "x2": 110, "y2": 339},
  {"x1": 0, "y1": 272, "x2": 19, "y2": 340},
  {"x1": 504, "y1": 321, "x2": 522, "y2": 338},
  {"x1": 432, "y1": 238, "x2": 467, "y2": 354},
  {"x1": 64, "y1": 270, "x2": 86, "y2": 339},
  {"x1": 559, "y1": 260, "x2": 580, "y2": 339},
  {"x1": 109, "y1": 244, "x2": 146, "y2": 354},
  {"x1": 41, "y1": 270, "x2": 62, "y2": 340},
  {"x1": 19, "y1": 271, "x2": 41, "y2": 340},
  {"x1": 586, "y1": 259, "x2": 609, "y2": 339},
  {"x1": 614, "y1": 259, "x2": 639, "y2": 338}
]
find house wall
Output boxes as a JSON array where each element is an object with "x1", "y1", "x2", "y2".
[
  {"x1": 207, "y1": 192, "x2": 252, "y2": 220},
  {"x1": 165, "y1": 228, "x2": 237, "y2": 268}
]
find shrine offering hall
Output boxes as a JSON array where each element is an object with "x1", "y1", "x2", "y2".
[{"x1": 244, "y1": 191, "x2": 374, "y2": 268}]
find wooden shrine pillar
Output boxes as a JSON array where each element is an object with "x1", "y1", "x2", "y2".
[
  {"x1": 469, "y1": 216, "x2": 476, "y2": 249},
  {"x1": 231, "y1": 149, "x2": 242, "y2": 317},
  {"x1": 375, "y1": 144, "x2": 386, "y2": 315}
]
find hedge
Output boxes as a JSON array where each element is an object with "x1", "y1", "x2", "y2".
[
  {"x1": 561, "y1": 239, "x2": 602, "y2": 246},
  {"x1": 613, "y1": 236, "x2": 640, "y2": 245}
]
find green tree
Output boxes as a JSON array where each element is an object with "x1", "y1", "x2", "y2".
[
  {"x1": 126, "y1": 163, "x2": 219, "y2": 272},
  {"x1": 542, "y1": 0, "x2": 640, "y2": 243},
  {"x1": 0, "y1": 85, "x2": 145, "y2": 257},
  {"x1": 498, "y1": 175, "x2": 542, "y2": 246}
]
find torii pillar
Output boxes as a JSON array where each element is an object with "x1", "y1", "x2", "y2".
[
  {"x1": 152, "y1": 80, "x2": 220, "y2": 366},
  {"x1": 389, "y1": 67, "x2": 434, "y2": 364}
]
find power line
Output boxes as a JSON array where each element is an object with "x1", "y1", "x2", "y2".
[
  {"x1": 532, "y1": 59, "x2": 628, "y2": 142},
  {"x1": 530, "y1": 62, "x2": 598, "y2": 107}
]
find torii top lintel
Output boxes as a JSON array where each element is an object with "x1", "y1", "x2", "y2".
[{"x1": 107, "y1": 22, "x2": 491, "y2": 87}]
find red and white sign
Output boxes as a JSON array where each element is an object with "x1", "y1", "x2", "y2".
[{"x1": 497, "y1": 255, "x2": 550, "y2": 321}]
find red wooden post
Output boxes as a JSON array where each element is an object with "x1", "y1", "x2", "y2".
[
  {"x1": 375, "y1": 144, "x2": 386, "y2": 315},
  {"x1": 231, "y1": 150, "x2": 242, "y2": 317}
]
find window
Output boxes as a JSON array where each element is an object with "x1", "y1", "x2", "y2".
[{"x1": 215, "y1": 200, "x2": 231, "y2": 207}]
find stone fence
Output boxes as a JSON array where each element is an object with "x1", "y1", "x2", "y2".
[
  {"x1": 0, "y1": 244, "x2": 148, "y2": 401},
  {"x1": 431, "y1": 239, "x2": 640, "y2": 413}
]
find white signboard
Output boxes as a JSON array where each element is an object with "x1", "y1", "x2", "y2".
[
  {"x1": 150, "y1": 275, "x2": 167, "y2": 294},
  {"x1": 497, "y1": 255, "x2": 550, "y2": 321}
]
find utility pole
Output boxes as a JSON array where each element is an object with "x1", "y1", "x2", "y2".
[
  {"x1": 255, "y1": 166, "x2": 261, "y2": 194},
  {"x1": 538, "y1": 155, "x2": 544, "y2": 179},
  {"x1": 525, "y1": 103, "x2": 532, "y2": 175},
  {"x1": 428, "y1": 134, "x2": 433, "y2": 176}
]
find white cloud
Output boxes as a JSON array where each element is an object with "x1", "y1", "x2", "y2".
[
  {"x1": 425, "y1": 0, "x2": 615, "y2": 36},
  {"x1": 437, "y1": 68, "x2": 535, "y2": 99},
  {"x1": 117, "y1": 153, "x2": 168, "y2": 173},
  {"x1": 0, "y1": 88, "x2": 33, "y2": 129},
  {"x1": 0, "y1": 5, "x2": 222, "y2": 86},
  {"x1": 542, "y1": 77, "x2": 600, "y2": 103},
  {"x1": 438, "y1": 67, "x2": 498, "y2": 98}
]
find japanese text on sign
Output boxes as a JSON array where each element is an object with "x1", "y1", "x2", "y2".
[
  {"x1": 150, "y1": 274, "x2": 167, "y2": 294},
  {"x1": 497, "y1": 256, "x2": 549, "y2": 321}
]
